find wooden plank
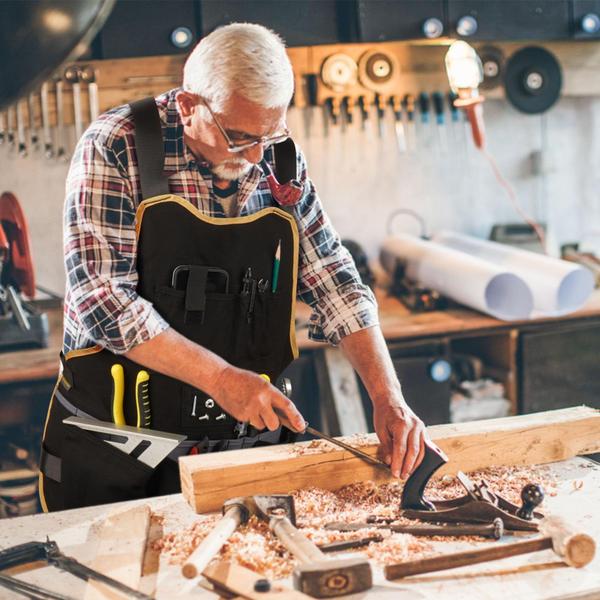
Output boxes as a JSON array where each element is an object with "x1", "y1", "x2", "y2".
[
  {"x1": 84, "y1": 504, "x2": 151, "y2": 600},
  {"x1": 203, "y1": 561, "x2": 311, "y2": 599},
  {"x1": 179, "y1": 406, "x2": 600, "y2": 514}
]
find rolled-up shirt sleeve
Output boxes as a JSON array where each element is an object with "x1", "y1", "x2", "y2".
[
  {"x1": 292, "y1": 150, "x2": 379, "y2": 346},
  {"x1": 63, "y1": 135, "x2": 169, "y2": 354}
]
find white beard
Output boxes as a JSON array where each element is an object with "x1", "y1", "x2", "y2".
[{"x1": 211, "y1": 158, "x2": 253, "y2": 181}]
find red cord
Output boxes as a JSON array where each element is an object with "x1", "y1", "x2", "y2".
[{"x1": 480, "y1": 148, "x2": 547, "y2": 254}]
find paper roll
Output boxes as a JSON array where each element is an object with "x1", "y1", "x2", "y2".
[
  {"x1": 381, "y1": 235, "x2": 534, "y2": 320},
  {"x1": 433, "y1": 231, "x2": 595, "y2": 316}
]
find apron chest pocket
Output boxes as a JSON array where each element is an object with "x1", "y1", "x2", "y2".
[{"x1": 61, "y1": 424, "x2": 154, "y2": 509}]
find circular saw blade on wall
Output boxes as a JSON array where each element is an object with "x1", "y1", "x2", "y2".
[
  {"x1": 320, "y1": 53, "x2": 358, "y2": 93},
  {"x1": 504, "y1": 46, "x2": 562, "y2": 114},
  {"x1": 357, "y1": 49, "x2": 400, "y2": 93}
]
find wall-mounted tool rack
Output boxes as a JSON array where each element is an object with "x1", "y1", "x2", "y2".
[{"x1": 2, "y1": 40, "x2": 600, "y2": 159}]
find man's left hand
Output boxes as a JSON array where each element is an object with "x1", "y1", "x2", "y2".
[{"x1": 372, "y1": 399, "x2": 427, "y2": 479}]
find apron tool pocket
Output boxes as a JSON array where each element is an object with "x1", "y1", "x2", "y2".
[
  {"x1": 236, "y1": 291, "x2": 288, "y2": 361},
  {"x1": 154, "y1": 286, "x2": 235, "y2": 359},
  {"x1": 61, "y1": 424, "x2": 153, "y2": 509}
]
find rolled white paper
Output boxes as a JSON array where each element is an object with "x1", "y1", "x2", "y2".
[
  {"x1": 433, "y1": 231, "x2": 595, "y2": 316},
  {"x1": 381, "y1": 234, "x2": 534, "y2": 320}
]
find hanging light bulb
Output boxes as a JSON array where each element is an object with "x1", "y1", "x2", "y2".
[{"x1": 445, "y1": 41, "x2": 486, "y2": 148}]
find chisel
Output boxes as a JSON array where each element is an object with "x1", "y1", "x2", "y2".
[
  {"x1": 432, "y1": 91, "x2": 448, "y2": 153},
  {"x1": 40, "y1": 82, "x2": 53, "y2": 158},
  {"x1": 15, "y1": 100, "x2": 27, "y2": 156},
  {"x1": 27, "y1": 92, "x2": 39, "y2": 150},
  {"x1": 64, "y1": 66, "x2": 83, "y2": 140},
  {"x1": 402, "y1": 94, "x2": 416, "y2": 151},
  {"x1": 390, "y1": 95, "x2": 407, "y2": 153},
  {"x1": 80, "y1": 65, "x2": 99, "y2": 122},
  {"x1": 304, "y1": 426, "x2": 391, "y2": 472}
]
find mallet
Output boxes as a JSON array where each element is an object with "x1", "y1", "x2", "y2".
[
  {"x1": 252, "y1": 495, "x2": 372, "y2": 598},
  {"x1": 385, "y1": 515, "x2": 596, "y2": 580}
]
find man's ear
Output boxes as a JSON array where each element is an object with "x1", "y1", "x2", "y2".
[{"x1": 176, "y1": 90, "x2": 197, "y2": 125}]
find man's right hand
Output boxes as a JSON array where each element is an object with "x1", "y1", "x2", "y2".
[{"x1": 211, "y1": 364, "x2": 306, "y2": 432}]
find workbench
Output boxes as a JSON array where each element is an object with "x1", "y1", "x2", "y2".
[
  {"x1": 1, "y1": 457, "x2": 599, "y2": 599},
  {"x1": 2, "y1": 291, "x2": 600, "y2": 385}
]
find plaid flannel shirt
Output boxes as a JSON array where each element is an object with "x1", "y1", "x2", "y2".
[{"x1": 63, "y1": 89, "x2": 379, "y2": 354}]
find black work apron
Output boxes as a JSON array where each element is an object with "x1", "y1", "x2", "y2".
[{"x1": 39, "y1": 98, "x2": 299, "y2": 511}]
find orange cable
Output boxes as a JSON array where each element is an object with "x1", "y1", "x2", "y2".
[{"x1": 480, "y1": 147, "x2": 547, "y2": 254}]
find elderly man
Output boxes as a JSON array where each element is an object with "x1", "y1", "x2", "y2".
[{"x1": 39, "y1": 23, "x2": 427, "y2": 511}]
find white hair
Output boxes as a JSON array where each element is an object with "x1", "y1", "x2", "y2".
[{"x1": 183, "y1": 23, "x2": 294, "y2": 112}]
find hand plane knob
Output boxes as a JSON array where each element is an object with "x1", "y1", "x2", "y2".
[{"x1": 516, "y1": 483, "x2": 545, "y2": 520}]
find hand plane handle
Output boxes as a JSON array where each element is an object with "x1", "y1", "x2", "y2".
[{"x1": 400, "y1": 440, "x2": 448, "y2": 511}]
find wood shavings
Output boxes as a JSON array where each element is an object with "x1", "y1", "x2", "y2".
[
  {"x1": 151, "y1": 464, "x2": 558, "y2": 581},
  {"x1": 426, "y1": 464, "x2": 559, "y2": 505},
  {"x1": 573, "y1": 480, "x2": 584, "y2": 491},
  {"x1": 366, "y1": 533, "x2": 433, "y2": 564}
]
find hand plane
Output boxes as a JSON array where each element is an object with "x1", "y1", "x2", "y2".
[
  {"x1": 400, "y1": 442, "x2": 545, "y2": 532},
  {"x1": 63, "y1": 416, "x2": 186, "y2": 468}
]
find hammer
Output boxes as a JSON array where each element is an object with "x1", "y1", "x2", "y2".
[
  {"x1": 252, "y1": 495, "x2": 372, "y2": 598},
  {"x1": 385, "y1": 515, "x2": 596, "y2": 580},
  {"x1": 182, "y1": 496, "x2": 255, "y2": 579}
]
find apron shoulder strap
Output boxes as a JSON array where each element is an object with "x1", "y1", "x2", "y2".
[{"x1": 129, "y1": 97, "x2": 170, "y2": 198}]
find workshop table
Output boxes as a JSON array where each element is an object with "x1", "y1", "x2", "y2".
[{"x1": 1, "y1": 457, "x2": 600, "y2": 599}]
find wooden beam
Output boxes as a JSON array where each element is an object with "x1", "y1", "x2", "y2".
[{"x1": 179, "y1": 406, "x2": 600, "y2": 514}]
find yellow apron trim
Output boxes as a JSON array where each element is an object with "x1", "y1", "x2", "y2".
[
  {"x1": 135, "y1": 194, "x2": 299, "y2": 360},
  {"x1": 64, "y1": 345, "x2": 103, "y2": 361},
  {"x1": 38, "y1": 376, "x2": 62, "y2": 513}
]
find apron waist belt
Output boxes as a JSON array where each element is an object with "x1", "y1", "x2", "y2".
[{"x1": 42, "y1": 388, "x2": 280, "y2": 483}]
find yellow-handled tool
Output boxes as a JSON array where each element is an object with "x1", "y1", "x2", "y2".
[
  {"x1": 111, "y1": 364, "x2": 125, "y2": 425},
  {"x1": 135, "y1": 370, "x2": 151, "y2": 428}
]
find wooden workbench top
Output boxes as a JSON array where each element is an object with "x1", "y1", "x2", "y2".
[
  {"x1": 2, "y1": 290, "x2": 600, "y2": 385},
  {"x1": 1, "y1": 457, "x2": 599, "y2": 599}
]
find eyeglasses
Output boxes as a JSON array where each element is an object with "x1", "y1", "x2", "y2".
[{"x1": 200, "y1": 97, "x2": 290, "y2": 153}]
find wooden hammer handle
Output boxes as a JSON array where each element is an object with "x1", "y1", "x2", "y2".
[
  {"x1": 539, "y1": 515, "x2": 596, "y2": 568},
  {"x1": 386, "y1": 517, "x2": 596, "y2": 580},
  {"x1": 270, "y1": 516, "x2": 325, "y2": 564},
  {"x1": 385, "y1": 538, "x2": 552, "y2": 580},
  {"x1": 182, "y1": 506, "x2": 245, "y2": 579}
]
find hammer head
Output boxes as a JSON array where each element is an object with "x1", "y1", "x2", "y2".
[
  {"x1": 248, "y1": 495, "x2": 297, "y2": 527},
  {"x1": 293, "y1": 557, "x2": 372, "y2": 598}
]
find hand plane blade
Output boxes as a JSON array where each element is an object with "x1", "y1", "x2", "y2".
[{"x1": 63, "y1": 416, "x2": 186, "y2": 468}]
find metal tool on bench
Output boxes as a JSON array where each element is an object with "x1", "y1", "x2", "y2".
[
  {"x1": 252, "y1": 494, "x2": 373, "y2": 598},
  {"x1": 63, "y1": 416, "x2": 185, "y2": 468},
  {"x1": 318, "y1": 536, "x2": 384, "y2": 553},
  {"x1": 325, "y1": 518, "x2": 504, "y2": 540},
  {"x1": 0, "y1": 539, "x2": 152, "y2": 600},
  {"x1": 385, "y1": 514, "x2": 596, "y2": 580},
  {"x1": 0, "y1": 191, "x2": 49, "y2": 351}
]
